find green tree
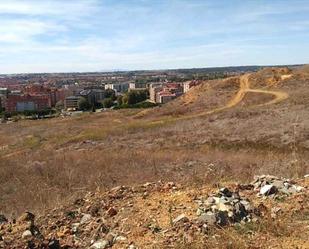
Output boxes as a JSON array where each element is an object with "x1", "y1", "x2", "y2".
[
  {"x1": 78, "y1": 97, "x2": 91, "y2": 111},
  {"x1": 117, "y1": 95, "x2": 123, "y2": 106},
  {"x1": 104, "y1": 89, "x2": 116, "y2": 100},
  {"x1": 123, "y1": 90, "x2": 148, "y2": 105},
  {"x1": 102, "y1": 98, "x2": 114, "y2": 108},
  {"x1": 55, "y1": 100, "x2": 64, "y2": 111}
]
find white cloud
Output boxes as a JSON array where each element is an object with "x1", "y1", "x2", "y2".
[
  {"x1": 0, "y1": 19, "x2": 67, "y2": 43},
  {"x1": 0, "y1": 0, "x2": 308, "y2": 73},
  {"x1": 0, "y1": 0, "x2": 99, "y2": 17}
]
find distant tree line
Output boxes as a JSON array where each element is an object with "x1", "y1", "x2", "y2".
[{"x1": 0, "y1": 108, "x2": 56, "y2": 120}]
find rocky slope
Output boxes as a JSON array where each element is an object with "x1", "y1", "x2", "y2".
[{"x1": 1, "y1": 175, "x2": 308, "y2": 249}]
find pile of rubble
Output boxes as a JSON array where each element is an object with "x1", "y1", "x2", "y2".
[
  {"x1": 251, "y1": 175, "x2": 304, "y2": 197},
  {"x1": 195, "y1": 188, "x2": 255, "y2": 228},
  {"x1": 0, "y1": 182, "x2": 180, "y2": 249},
  {"x1": 0, "y1": 176, "x2": 307, "y2": 248}
]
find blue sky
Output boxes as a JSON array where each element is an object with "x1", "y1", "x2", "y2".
[{"x1": 0, "y1": 0, "x2": 308, "y2": 73}]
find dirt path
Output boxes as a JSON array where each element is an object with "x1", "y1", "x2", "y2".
[
  {"x1": 246, "y1": 88, "x2": 289, "y2": 106},
  {"x1": 159, "y1": 73, "x2": 289, "y2": 122},
  {"x1": 200, "y1": 73, "x2": 288, "y2": 114}
]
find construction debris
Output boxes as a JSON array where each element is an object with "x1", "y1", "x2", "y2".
[
  {"x1": 196, "y1": 188, "x2": 254, "y2": 227},
  {"x1": 0, "y1": 177, "x2": 307, "y2": 248},
  {"x1": 251, "y1": 175, "x2": 304, "y2": 197}
]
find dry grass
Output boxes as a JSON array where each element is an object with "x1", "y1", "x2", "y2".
[
  {"x1": 0, "y1": 114, "x2": 307, "y2": 216},
  {"x1": 0, "y1": 68, "x2": 308, "y2": 222}
]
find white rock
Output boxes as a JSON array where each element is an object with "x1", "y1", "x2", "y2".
[
  {"x1": 22, "y1": 230, "x2": 32, "y2": 239},
  {"x1": 81, "y1": 214, "x2": 92, "y2": 224},
  {"x1": 90, "y1": 239, "x2": 109, "y2": 249},
  {"x1": 216, "y1": 202, "x2": 232, "y2": 212},
  {"x1": 172, "y1": 214, "x2": 189, "y2": 225},
  {"x1": 260, "y1": 184, "x2": 277, "y2": 195},
  {"x1": 115, "y1": 236, "x2": 127, "y2": 242},
  {"x1": 292, "y1": 185, "x2": 304, "y2": 192}
]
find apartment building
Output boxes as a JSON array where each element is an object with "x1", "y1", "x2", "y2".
[
  {"x1": 129, "y1": 82, "x2": 147, "y2": 90},
  {"x1": 105, "y1": 83, "x2": 129, "y2": 93},
  {"x1": 64, "y1": 96, "x2": 82, "y2": 110},
  {"x1": 149, "y1": 83, "x2": 163, "y2": 102},
  {"x1": 5, "y1": 94, "x2": 51, "y2": 112},
  {"x1": 183, "y1": 80, "x2": 201, "y2": 93},
  {"x1": 79, "y1": 89, "x2": 105, "y2": 104}
]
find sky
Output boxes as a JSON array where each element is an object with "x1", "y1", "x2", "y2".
[{"x1": 0, "y1": 0, "x2": 308, "y2": 74}]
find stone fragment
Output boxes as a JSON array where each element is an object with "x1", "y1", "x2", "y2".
[
  {"x1": 272, "y1": 180, "x2": 285, "y2": 189},
  {"x1": 22, "y1": 230, "x2": 32, "y2": 239},
  {"x1": 72, "y1": 223, "x2": 80, "y2": 233},
  {"x1": 240, "y1": 200, "x2": 253, "y2": 212},
  {"x1": 216, "y1": 211, "x2": 229, "y2": 226},
  {"x1": 234, "y1": 202, "x2": 248, "y2": 221},
  {"x1": 197, "y1": 213, "x2": 216, "y2": 225},
  {"x1": 291, "y1": 185, "x2": 304, "y2": 192},
  {"x1": 216, "y1": 202, "x2": 231, "y2": 212},
  {"x1": 114, "y1": 235, "x2": 127, "y2": 242},
  {"x1": 81, "y1": 214, "x2": 92, "y2": 224},
  {"x1": 260, "y1": 184, "x2": 277, "y2": 195},
  {"x1": 90, "y1": 239, "x2": 109, "y2": 249},
  {"x1": 173, "y1": 214, "x2": 189, "y2": 225},
  {"x1": 48, "y1": 239, "x2": 61, "y2": 249},
  {"x1": 219, "y1": 188, "x2": 233, "y2": 197}
]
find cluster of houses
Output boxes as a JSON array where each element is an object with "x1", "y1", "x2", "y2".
[
  {"x1": 0, "y1": 80, "x2": 201, "y2": 113},
  {"x1": 0, "y1": 85, "x2": 60, "y2": 113},
  {"x1": 149, "y1": 80, "x2": 201, "y2": 103}
]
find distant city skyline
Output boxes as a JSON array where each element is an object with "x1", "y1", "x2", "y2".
[{"x1": 0, "y1": 0, "x2": 308, "y2": 74}]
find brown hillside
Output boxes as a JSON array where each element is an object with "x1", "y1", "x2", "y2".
[{"x1": 0, "y1": 68, "x2": 308, "y2": 248}]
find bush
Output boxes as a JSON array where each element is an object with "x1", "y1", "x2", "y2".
[
  {"x1": 102, "y1": 98, "x2": 114, "y2": 108},
  {"x1": 117, "y1": 95, "x2": 123, "y2": 106},
  {"x1": 104, "y1": 89, "x2": 116, "y2": 100},
  {"x1": 123, "y1": 90, "x2": 148, "y2": 105},
  {"x1": 78, "y1": 97, "x2": 91, "y2": 111},
  {"x1": 55, "y1": 100, "x2": 64, "y2": 111},
  {"x1": 114, "y1": 101, "x2": 157, "y2": 109}
]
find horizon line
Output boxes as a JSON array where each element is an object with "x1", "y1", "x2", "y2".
[{"x1": 0, "y1": 63, "x2": 306, "y2": 76}]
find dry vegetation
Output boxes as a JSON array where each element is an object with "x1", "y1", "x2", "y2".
[{"x1": 0, "y1": 66, "x2": 309, "y2": 248}]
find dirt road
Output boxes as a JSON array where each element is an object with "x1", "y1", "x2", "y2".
[{"x1": 172, "y1": 73, "x2": 289, "y2": 121}]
